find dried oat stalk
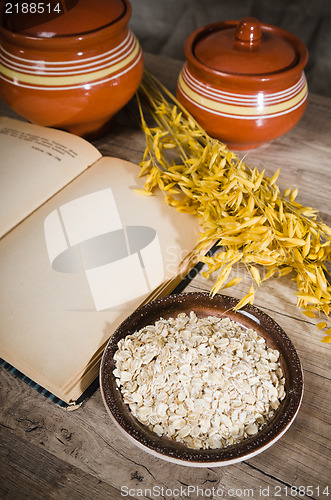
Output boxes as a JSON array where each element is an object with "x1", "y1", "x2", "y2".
[{"x1": 136, "y1": 71, "x2": 331, "y2": 342}]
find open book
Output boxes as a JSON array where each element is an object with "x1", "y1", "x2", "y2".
[{"x1": 0, "y1": 117, "x2": 203, "y2": 404}]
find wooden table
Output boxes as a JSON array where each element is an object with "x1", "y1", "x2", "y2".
[{"x1": 1, "y1": 53, "x2": 330, "y2": 499}]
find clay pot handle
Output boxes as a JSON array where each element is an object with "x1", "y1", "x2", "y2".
[{"x1": 235, "y1": 17, "x2": 261, "y2": 49}]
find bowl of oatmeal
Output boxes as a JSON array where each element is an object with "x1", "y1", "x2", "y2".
[{"x1": 100, "y1": 292, "x2": 303, "y2": 466}]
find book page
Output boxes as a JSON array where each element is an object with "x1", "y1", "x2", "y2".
[
  {"x1": 0, "y1": 117, "x2": 102, "y2": 238},
  {"x1": 0, "y1": 157, "x2": 201, "y2": 402}
]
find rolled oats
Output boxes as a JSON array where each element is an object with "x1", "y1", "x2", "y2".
[{"x1": 114, "y1": 312, "x2": 286, "y2": 450}]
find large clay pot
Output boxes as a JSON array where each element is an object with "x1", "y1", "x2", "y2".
[
  {"x1": 0, "y1": 0, "x2": 143, "y2": 138},
  {"x1": 177, "y1": 17, "x2": 308, "y2": 149}
]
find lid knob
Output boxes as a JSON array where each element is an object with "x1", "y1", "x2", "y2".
[{"x1": 235, "y1": 17, "x2": 261, "y2": 48}]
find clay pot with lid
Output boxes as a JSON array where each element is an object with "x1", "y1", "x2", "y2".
[
  {"x1": 177, "y1": 17, "x2": 308, "y2": 149},
  {"x1": 0, "y1": 0, "x2": 143, "y2": 138}
]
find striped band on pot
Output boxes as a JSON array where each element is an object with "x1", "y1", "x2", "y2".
[
  {"x1": 0, "y1": 29, "x2": 142, "y2": 91},
  {"x1": 178, "y1": 64, "x2": 308, "y2": 120}
]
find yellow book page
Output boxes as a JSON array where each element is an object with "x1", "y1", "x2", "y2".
[
  {"x1": 0, "y1": 157, "x2": 201, "y2": 403},
  {"x1": 0, "y1": 117, "x2": 102, "y2": 238}
]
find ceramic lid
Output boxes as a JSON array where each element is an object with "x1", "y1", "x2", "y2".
[
  {"x1": 3, "y1": 0, "x2": 127, "y2": 37},
  {"x1": 194, "y1": 17, "x2": 298, "y2": 76}
]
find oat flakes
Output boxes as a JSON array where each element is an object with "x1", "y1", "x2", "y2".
[{"x1": 113, "y1": 312, "x2": 285, "y2": 450}]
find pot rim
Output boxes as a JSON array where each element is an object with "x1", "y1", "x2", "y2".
[
  {"x1": 0, "y1": 0, "x2": 131, "y2": 48},
  {"x1": 184, "y1": 20, "x2": 309, "y2": 86}
]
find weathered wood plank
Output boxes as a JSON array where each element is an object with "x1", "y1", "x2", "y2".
[
  {"x1": 0, "y1": 429, "x2": 123, "y2": 500},
  {"x1": 1, "y1": 356, "x2": 329, "y2": 499}
]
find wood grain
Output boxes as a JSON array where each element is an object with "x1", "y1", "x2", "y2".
[{"x1": 1, "y1": 52, "x2": 330, "y2": 499}]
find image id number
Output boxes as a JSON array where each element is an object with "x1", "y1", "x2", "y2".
[
  {"x1": 5, "y1": 3, "x2": 62, "y2": 14},
  {"x1": 274, "y1": 485, "x2": 329, "y2": 497}
]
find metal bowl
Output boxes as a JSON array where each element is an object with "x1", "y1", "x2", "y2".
[{"x1": 100, "y1": 292, "x2": 303, "y2": 466}]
